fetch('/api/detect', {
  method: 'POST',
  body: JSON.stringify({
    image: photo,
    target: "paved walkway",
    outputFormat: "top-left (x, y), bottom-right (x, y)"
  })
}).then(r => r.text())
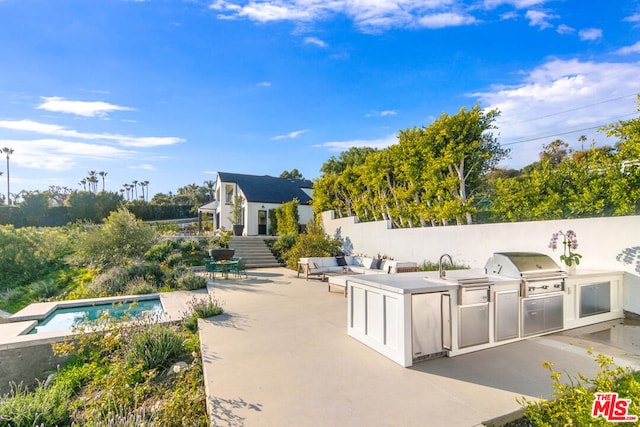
top-left (199, 268), bottom-right (640, 427)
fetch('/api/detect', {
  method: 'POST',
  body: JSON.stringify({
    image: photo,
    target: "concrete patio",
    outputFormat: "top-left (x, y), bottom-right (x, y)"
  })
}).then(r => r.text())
top-left (199, 267), bottom-right (640, 427)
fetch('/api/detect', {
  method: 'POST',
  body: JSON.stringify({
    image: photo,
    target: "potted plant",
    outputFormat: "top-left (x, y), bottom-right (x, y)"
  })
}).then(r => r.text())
top-left (229, 194), bottom-right (244, 236)
top-left (208, 227), bottom-right (234, 260)
top-left (549, 229), bottom-right (582, 274)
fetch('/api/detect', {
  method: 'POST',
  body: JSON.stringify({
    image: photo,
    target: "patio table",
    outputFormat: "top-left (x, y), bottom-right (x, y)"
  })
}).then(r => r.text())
top-left (213, 260), bottom-right (238, 280)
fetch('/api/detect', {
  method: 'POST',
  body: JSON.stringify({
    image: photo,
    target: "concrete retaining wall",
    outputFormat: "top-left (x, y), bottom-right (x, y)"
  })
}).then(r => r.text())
top-left (321, 212), bottom-right (640, 313)
top-left (0, 338), bottom-right (67, 394)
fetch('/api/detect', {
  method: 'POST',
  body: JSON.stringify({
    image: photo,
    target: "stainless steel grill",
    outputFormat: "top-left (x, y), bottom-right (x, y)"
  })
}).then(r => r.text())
top-left (486, 252), bottom-right (566, 337)
top-left (485, 252), bottom-right (566, 297)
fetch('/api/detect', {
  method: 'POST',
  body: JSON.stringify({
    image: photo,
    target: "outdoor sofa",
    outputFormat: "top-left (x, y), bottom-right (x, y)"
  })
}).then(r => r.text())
top-left (297, 255), bottom-right (418, 280)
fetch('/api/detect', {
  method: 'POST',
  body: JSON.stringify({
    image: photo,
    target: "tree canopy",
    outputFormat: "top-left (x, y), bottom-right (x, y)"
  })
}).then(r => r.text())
top-left (313, 105), bottom-right (507, 226)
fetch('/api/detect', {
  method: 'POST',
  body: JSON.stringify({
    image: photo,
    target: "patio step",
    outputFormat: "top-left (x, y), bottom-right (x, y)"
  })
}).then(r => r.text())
top-left (228, 237), bottom-right (281, 268)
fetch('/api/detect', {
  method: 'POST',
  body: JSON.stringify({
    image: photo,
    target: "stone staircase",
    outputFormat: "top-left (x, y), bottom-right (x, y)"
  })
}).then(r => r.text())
top-left (228, 236), bottom-right (281, 268)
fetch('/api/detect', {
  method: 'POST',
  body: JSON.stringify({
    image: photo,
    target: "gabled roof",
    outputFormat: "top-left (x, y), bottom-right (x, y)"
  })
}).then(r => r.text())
top-left (218, 172), bottom-right (313, 205)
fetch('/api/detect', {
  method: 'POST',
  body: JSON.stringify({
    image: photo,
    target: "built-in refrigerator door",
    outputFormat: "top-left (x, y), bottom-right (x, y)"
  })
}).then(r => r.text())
top-left (459, 304), bottom-right (490, 348)
top-left (411, 293), bottom-right (444, 360)
top-left (495, 290), bottom-right (519, 341)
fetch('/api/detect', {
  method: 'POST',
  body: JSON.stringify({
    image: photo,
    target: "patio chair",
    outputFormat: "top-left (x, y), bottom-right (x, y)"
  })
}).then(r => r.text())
top-left (204, 258), bottom-right (225, 279)
top-left (231, 257), bottom-right (248, 279)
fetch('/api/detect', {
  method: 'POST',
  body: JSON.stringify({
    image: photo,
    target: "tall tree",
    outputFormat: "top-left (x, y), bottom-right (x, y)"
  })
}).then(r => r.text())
top-left (2, 147), bottom-right (14, 205)
top-left (416, 104), bottom-right (506, 224)
top-left (203, 180), bottom-right (216, 201)
top-left (132, 180), bottom-right (139, 199)
top-left (47, 185), bottom-right (71, 206)
top-left (98, 171), bottom-right (108, 192)
top-left (87, 170), bottom-right (98, 193)
top-left (142, 180), bottom-right (150, 201)
top-left (280, 169), bottom-right (304, 179)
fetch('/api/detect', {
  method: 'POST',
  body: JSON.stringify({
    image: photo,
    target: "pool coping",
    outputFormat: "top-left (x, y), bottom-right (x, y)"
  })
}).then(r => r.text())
top-left (0, 293), bottom-right (181, 348)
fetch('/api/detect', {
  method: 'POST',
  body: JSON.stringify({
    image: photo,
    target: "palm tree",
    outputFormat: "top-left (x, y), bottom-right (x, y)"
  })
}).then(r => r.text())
top-left (122, 183), bottom-right (131, 200)
top-left (132, 180), bottom-right (138, 200)
top-left (203, 180), bottom-right (216, 201)
top-left (87, 170), bottom-right (98, 193)
top-left (79, 178), bottom-right (87, 191)
top-left (98, 171), bottom-right (108, 192)
top-left (142, 180), bottom-right (150, 201)
top-left (2, 147), bottom-right (14, 205)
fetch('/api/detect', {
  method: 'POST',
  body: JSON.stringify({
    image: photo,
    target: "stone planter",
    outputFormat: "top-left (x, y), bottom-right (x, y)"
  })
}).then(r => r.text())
top-left (232, 224), bottom-right (244, 236)
top-left (209, 248), bottom-right (235, 261)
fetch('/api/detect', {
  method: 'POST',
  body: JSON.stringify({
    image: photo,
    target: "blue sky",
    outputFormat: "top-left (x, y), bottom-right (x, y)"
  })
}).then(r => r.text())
top-left (1, 0), bottom-right (639, 198)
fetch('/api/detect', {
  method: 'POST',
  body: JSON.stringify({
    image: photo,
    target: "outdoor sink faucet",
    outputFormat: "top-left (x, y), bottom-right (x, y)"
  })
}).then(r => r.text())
top-left (439, 253), bottom-right (453, 279)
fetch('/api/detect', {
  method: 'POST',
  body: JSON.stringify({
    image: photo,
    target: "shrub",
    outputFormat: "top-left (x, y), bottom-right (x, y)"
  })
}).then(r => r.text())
top-left (88, 267), bottom-right (130, 296)
top-left (0, 380), bottom-right (73, 427)
top-left (165, 252), bottom-right (183, 268)
top-left (126, 323), bottom-right (185, 371)
top-left (283, 218), bottom-right (342, 268)
top-left (180, 238), bottom-right (203, 255)
top-left (0, 287), bottom-right (30, 312)
top-left (124, 277), bottom-right (157, 295)
top-left (183, 295), bottom-right (224, 332)
top-left (518, 349), bottom-right (640, 426)
top-left (275, 199), bottom-right (299, 235)
top-left (418, 260), bottom-right (469, 271)
top-left (155, 360), bottom-right (209, 427)
top-left (31, 278), bottom-right (60, 300)
top-left (71, 209), bottom-right (157, 267)
top-left (0, 225), bottom-right (70, 292)
top-left (177, 274), bottom-right (207, 291)
top-left (144, 239), bottom-right (178, 262)
top-left (126, 261), bottom-right (165, 287)
top-left (273, 233), bottom-right (298, 255)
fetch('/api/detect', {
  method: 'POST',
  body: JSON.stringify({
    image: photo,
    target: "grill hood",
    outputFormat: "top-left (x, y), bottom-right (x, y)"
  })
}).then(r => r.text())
top-left (485, 252), bottom-right (564, 279)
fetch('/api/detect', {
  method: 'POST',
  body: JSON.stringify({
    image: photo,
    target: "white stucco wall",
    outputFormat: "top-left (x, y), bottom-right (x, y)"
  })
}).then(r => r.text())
top-left (321, 212), bottom-right (640, 313)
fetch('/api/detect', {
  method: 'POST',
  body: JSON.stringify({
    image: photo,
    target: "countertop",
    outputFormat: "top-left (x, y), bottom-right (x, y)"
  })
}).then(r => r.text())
top-left (564, 269), bottom-right (625, 280)
top-left (346, 269), bottom-right (518, 295)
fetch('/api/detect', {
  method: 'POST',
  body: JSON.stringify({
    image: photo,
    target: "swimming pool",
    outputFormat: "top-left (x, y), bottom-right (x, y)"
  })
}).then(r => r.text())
top-left (28, 298), bottom-right (164, 334)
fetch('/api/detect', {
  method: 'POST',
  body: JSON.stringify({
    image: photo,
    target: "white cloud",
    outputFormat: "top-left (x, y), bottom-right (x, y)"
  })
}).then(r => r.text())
top-left (525, 10), bottom-right (557, 29)
top-left (579, 28), bottom-right (602, 41)
top-left (128, 164), bottom-right (157, 171)
top-left (473, 59), bottom-right (640, 168)
top-left (0, 138), bottom-right (136, 171)
top-left (366, 110), bottom-right (398, 117)
top-left (623, 13), bottom-right (640, 23)
top-left (316, 134), bottom-right (397, 151)
top-left (0, 119), bottom-right (185, 148)
top-left (617, 41), bottom-right (640, 55)
top-left (271, 129), bottom-right (310, 140)
top-left (257, 81), bottom-right (272, 87)
top-left (484, 0), bottom-right (547, 8)
top-left (304, 36), bottom-right (328, 48)
top-left (556, 24), bottom-right (575, 34)
top-left (37, 97), bottom-right (134, 117)
top-left (418, 12), bottom-right (477, 29)
top-left (500, 11), bottom-right (519, 20)
top-left (211, 0), bottom-right (481, 31)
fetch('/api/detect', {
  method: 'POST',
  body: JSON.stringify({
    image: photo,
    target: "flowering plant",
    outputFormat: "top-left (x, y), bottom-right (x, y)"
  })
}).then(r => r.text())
top-left (549, 230), bottom-right (582, 267)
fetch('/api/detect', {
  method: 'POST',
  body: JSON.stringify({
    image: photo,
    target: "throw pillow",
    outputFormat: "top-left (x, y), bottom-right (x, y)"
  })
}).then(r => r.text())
top-left (370, 258), bottom-right (382, 269)
top-left (336, 256), bottom-right (347, 266)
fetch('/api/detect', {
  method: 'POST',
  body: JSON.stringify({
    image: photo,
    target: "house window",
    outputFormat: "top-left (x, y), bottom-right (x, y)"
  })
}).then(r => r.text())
top-left (225, 184), bottom-right (234, 204)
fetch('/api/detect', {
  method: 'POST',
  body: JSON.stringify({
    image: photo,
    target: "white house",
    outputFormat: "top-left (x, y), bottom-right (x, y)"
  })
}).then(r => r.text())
top-left (197, 172), bottom-right (314, 236)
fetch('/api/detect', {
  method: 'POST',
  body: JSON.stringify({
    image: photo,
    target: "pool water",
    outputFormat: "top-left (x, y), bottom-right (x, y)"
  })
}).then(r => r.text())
top-left (29, 298), bottom-right (164, 334)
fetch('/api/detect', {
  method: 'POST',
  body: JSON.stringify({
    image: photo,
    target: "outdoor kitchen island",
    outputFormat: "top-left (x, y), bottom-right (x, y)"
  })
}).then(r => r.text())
top-left (346, 265), bottom-right (624, 367)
